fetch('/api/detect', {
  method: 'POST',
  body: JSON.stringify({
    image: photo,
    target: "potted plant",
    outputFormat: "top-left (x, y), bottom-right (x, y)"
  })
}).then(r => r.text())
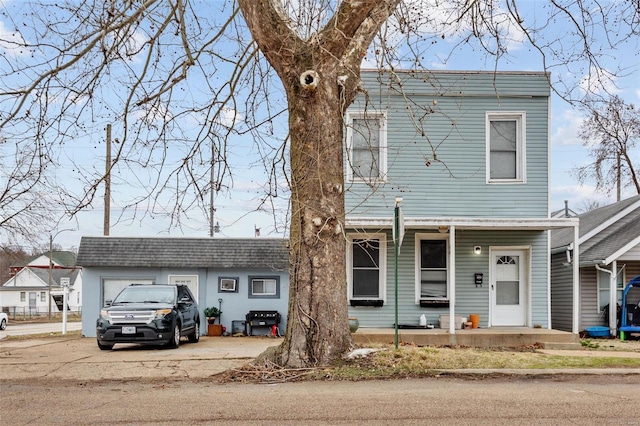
top-left (204, 306), bottom-right (223, 336)
top-left (204, 306), bottom-right (222, 324)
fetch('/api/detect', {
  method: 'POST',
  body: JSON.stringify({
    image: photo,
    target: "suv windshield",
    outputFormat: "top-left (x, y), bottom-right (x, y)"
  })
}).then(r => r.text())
top-left (113, 286), bottom-right (175, 304)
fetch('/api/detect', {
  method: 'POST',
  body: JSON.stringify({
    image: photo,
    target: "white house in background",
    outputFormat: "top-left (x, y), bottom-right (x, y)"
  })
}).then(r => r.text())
top-left (0, 251), bottom-right (82, 315)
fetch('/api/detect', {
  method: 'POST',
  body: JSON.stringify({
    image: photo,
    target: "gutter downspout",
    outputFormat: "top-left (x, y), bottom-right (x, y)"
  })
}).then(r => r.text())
top-left (595, 262), bottom-right (617, 336)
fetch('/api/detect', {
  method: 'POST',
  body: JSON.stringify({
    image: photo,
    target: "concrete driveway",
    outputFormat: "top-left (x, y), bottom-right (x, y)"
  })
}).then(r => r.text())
top-left (0, 334), bottom-right (281, 382)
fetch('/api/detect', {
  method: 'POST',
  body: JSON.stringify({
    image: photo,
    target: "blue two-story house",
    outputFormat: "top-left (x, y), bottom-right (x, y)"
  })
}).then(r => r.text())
top-left (344, 70), bottom-right (579, 333)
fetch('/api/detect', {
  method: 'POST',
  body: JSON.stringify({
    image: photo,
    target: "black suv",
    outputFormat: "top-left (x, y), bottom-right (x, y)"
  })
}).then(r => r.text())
top-left (96, 284), bottom-right (201, 350)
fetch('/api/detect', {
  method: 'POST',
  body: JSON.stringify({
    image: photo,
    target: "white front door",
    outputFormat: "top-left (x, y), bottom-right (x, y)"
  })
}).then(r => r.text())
top-left (491, 250), bottom-right (527, 326)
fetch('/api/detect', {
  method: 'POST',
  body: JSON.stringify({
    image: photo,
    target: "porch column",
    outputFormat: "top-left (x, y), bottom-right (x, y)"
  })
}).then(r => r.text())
top-left (609, 261), bottom-right (618, 335)
top-left (449, 225), bottom-right (456, 335)
top-left (572, 224), bottom-right (580, 334)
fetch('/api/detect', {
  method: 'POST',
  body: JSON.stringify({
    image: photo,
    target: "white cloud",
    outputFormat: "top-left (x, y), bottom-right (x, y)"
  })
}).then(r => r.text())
top-left (217, 107), bottom-right (242, 129)
top-left (578, 66), bottom-right (620, 97)
top-left (0, 20), bottom-right (28, 57)
top-left (551, 107), bottom-right (585, 147)
top-left (134, 103), bottom-right (172, 124)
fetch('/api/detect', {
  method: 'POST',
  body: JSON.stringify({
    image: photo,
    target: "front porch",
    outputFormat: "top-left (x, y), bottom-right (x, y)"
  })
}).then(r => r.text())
top-left (352, 327), bottom-right (580, 348)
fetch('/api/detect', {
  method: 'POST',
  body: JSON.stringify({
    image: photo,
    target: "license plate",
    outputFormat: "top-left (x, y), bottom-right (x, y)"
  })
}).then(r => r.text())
top-left (122, 326), bottom-right (136, 334)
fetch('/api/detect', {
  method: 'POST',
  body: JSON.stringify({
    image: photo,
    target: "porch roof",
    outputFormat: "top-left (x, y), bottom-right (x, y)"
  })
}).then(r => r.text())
top-left (346, 216), bottom-right (578, 230)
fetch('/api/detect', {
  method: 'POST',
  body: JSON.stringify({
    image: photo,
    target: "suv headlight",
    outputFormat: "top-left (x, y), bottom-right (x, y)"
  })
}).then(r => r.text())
top-left (154, 309), bottom-right (172, 319)
top-left (99, 310), bottom-right (110, 321)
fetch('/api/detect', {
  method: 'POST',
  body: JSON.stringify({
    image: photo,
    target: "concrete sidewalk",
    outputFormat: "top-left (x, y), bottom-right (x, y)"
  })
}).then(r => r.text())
top-left (1, 334), bottom-right (639, 382)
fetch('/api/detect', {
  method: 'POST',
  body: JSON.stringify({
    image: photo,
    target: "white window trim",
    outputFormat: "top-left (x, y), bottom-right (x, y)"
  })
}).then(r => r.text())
top-left (345, 110), bottom-right (388, 183)
top-left (485, 111), bottom-right (526, 184)
top-left (347, 233), bottom-right (387, 302)
top-left (414, 233), bottom-right (450, 304)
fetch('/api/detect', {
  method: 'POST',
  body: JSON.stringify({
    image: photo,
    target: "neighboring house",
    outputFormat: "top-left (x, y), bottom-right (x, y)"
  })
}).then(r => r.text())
top-left (551, 201), bottom-right (578, 218)
top-left (343, 70), bottom-right (578, 333)
top-left (76, 237), bottom-right (289, 338)
top-left (0, 251), bottom-right (82, 315)
top-left (551, 195), bottom-right (640, 334)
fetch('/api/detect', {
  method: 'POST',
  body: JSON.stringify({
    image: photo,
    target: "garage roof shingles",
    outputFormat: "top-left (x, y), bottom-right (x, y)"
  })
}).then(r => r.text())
top-left (76, 237), bottom-right (289, 270)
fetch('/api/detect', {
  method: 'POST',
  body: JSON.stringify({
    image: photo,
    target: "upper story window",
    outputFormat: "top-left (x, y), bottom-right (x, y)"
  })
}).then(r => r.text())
top-left (486, 112), bottom-right (526, 183)
top-left (415, 234), bottom-right (449, 304)
top-left (346, 111), bottom-right (387, 183)
top-left (347, 233), bottom-right (387, 306)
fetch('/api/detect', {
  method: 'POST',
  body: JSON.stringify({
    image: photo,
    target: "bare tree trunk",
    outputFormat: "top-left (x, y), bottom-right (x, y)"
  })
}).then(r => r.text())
top-left (622, 150), bottom-right (640, 195)
top-left (277, 67), bottom-right (352, 367)
top-left (238, 0), bottom-right (399, 367)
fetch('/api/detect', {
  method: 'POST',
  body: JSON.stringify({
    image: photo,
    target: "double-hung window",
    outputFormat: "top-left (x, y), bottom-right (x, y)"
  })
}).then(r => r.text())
top-left (346, 111), bottom-right (387, 183)
top-left (486, 112), bottom-right (526, 183)
top-left (348, 234), bottom-right (386, 305)
top-left (415, 234), bottom-right (449, 304)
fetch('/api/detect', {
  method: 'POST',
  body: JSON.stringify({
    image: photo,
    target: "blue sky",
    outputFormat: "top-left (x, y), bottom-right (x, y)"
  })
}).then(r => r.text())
top-left (1, 1), bottom-right (638, 251)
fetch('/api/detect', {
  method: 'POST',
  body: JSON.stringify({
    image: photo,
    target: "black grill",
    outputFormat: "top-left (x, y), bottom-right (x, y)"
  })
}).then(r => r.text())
top-left (245, 310), bottom-right (281, 336)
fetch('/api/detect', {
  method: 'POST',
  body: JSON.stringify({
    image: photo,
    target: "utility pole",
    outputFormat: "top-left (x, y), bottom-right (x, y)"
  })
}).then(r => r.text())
top-left (209, 138), bottom-right (215, 237)
top-left (104, 124), bottom-right (111, 236)
top-left (48, 234), bottom-right (52, 320)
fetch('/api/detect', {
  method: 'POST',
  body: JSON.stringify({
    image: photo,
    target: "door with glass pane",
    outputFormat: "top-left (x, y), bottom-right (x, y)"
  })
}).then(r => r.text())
top-left (491, 250), bottom-right (527, 326)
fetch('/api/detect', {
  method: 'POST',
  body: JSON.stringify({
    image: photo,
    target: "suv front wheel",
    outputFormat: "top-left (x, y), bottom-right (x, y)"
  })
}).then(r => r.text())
top-left (166, 323), bottom-right (181, 348)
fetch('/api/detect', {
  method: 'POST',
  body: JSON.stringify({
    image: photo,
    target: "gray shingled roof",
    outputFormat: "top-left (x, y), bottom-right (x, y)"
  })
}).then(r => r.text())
top-left (29, 267), bottom-right (81, 286)
top-left (551, 195), bottom-right (640, 263)
top-left (76, 237), bottom-right (290, 271)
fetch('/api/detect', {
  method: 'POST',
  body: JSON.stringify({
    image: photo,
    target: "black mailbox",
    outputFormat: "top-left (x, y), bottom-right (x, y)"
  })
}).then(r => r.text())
top-left (474, 273), bottom-right (483, 287)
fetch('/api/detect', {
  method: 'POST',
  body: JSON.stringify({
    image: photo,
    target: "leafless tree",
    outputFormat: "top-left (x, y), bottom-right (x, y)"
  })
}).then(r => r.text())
top-left (0, 135), bottom-right (57, 245)
top-left (1, 0), bottom-right (638, 366)
top-left (578, 198), bottom-right (603, 214)
top-left (573, 96), bottom-right (640, 200)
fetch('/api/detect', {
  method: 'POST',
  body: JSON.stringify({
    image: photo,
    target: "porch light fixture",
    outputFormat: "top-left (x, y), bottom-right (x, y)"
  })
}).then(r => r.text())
top-left (473, 245), bottom-right (482, 255)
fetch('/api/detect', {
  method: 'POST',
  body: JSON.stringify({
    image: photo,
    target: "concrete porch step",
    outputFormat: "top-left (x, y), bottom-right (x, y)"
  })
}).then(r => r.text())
top-left (539, 342), bottom-right (583, 350)
top-left (352, 327), bottom-right (580, 349)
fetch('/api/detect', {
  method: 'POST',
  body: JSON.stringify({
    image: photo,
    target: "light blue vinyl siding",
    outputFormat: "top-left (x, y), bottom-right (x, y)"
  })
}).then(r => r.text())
top-left (348, 229), bottom-right (550, 328)
top-left (345, 70), bottom-right (550, 218)
top-left (81, 266), bottom-right (289, 337)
